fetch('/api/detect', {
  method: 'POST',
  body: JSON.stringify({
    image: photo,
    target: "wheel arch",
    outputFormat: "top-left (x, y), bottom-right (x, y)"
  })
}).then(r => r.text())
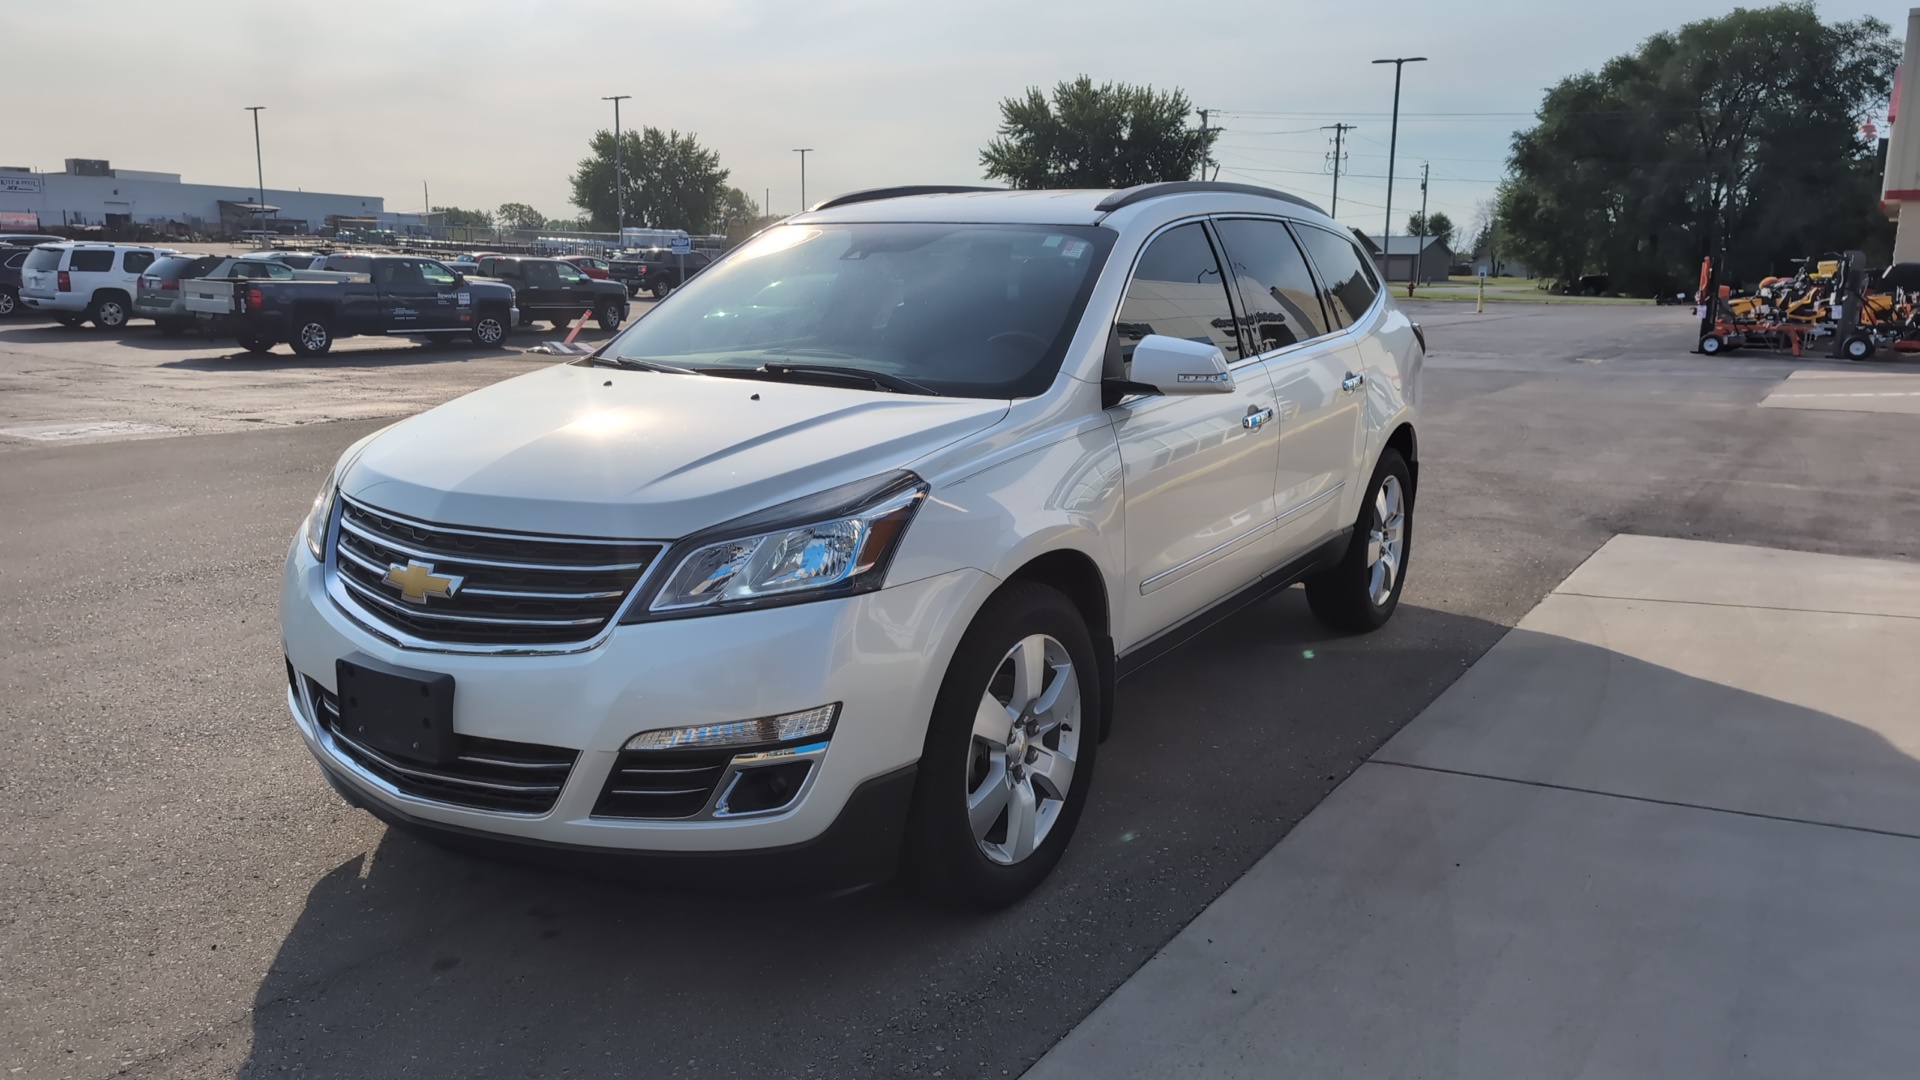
top-left (999, 547), bottom-right (1117, 742)
top-left (1385, 420), bottom-right (1418, 494)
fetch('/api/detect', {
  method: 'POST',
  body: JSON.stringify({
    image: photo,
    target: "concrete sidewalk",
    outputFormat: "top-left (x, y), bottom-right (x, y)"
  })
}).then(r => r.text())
top-left (1028, 535), bottom-right (1920, 1079)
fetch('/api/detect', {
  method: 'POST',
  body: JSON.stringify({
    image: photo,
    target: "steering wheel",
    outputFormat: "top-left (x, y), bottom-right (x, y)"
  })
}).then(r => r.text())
top-left (986, 330), bottom-right (1048, 349)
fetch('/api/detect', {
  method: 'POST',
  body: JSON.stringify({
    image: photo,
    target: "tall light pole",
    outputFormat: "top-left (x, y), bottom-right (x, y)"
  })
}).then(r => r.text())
top-left (602, 94), bottom-right (631, 237)
top-left (1371, 57), bottom-right (1426, 282)
top-left (244, 106), bottom-right (266, 237)
top-left (793, 148), bottom-right (814, 211)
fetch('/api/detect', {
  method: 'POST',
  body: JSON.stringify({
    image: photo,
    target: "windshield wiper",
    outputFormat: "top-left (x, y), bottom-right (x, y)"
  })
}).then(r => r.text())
top-left (759, 362), bottom-right (939, 396)
top-left (595, 355), bottom-right (705, 376)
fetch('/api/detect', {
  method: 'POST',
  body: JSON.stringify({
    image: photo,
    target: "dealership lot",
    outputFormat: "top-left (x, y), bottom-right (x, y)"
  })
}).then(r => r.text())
top-left (4, 303), bottom-right (1919, 1078)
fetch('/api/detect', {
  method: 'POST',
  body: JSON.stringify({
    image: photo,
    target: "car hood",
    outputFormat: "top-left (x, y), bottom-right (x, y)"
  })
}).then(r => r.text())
top-left (341, 361), bottom-right (1009, 539)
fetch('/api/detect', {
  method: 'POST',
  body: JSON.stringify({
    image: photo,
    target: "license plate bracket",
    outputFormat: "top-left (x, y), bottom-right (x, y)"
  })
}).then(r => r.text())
top-left (334, 655), bottom-right (457, 765)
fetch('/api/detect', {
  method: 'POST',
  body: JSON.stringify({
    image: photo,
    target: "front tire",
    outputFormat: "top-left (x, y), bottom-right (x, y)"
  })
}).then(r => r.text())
top-left (471, 309), bottom-right (507, 346)
top-left (596, 299), bottom-right (626, 331)
top-left (1844, 335), bottom-right (1876, 360)
top-left (905, 582), bottom-right (1100, 909)
top-left (1304, 448), bottom-right (1413, 633)
top-left (289, 317), bottom-right (333, 357)
top-left (0, 288), bottom-right (16, 317)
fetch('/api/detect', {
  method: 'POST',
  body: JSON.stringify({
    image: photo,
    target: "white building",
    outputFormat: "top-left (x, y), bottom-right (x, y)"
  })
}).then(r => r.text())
top-left (0, 158), bottom-right (422, 236)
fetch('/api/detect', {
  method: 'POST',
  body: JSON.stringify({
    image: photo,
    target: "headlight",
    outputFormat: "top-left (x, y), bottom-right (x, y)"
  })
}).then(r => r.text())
top-left (635, 471), bottom-right (927, 618)
top-left (303, 480), bottom-right (337, 561)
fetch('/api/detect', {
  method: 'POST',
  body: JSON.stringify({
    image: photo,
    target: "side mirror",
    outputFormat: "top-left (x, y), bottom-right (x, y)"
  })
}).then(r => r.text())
top-left (1120, 334), bottom-right (1235, 395)
top-left (451, 272), bottom-right (467, 286)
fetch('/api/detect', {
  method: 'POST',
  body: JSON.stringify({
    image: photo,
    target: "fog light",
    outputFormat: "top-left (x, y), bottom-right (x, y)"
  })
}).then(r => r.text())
top-left (623, 703), bottom-right (839, 751)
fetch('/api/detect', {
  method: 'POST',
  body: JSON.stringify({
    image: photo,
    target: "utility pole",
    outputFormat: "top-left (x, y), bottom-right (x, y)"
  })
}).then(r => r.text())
top-left (1413, 162), bottom-right (1429, 284)
top-left (1322, 123), bottom-right (1355, 216)
top-left (765, 187), bottom-right (770, 218)
top-left (1371, 56), bottom-right (1427, 282)
top-left (244, 106), bottom-right (266, 238)
top-left (602, 95), bottom-right (631, 238)
top-left (793, 148), bottom-right (814, 210)
top-left (1195, 109), bottom-right (1211, 181)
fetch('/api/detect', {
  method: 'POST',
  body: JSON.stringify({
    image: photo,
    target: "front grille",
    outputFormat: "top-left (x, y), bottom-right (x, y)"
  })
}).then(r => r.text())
top-left (307, 677), bottom-right (576, 814)
top-left (591, 749), bottom-right (733, 819)
top-left (331, 497), bottom-right (662, 648)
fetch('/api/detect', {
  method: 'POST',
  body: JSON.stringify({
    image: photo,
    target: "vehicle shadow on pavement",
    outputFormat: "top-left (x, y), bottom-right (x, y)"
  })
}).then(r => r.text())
top-left (224, 594), bottom-right (1920, 1077)
top-left (226, 596), bottom-right (1535, 1077)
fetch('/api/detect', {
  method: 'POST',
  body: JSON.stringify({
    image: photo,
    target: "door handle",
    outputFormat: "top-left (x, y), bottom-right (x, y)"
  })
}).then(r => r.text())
top-left (1341, 371), bottom-right (1366, 394)
top-left (1242, 406), bottom-right (1276, 430)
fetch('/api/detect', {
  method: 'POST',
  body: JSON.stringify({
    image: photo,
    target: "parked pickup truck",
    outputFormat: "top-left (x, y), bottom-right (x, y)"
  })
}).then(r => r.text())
top-left (185, 254), bottom-right (517, 356)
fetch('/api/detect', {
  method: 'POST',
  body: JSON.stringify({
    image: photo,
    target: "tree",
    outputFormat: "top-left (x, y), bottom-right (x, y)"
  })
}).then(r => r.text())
top-left (1406, 211), bottom-right (1455, 250)
top-left (432, 205), bottom-right (492, 229)
top-left (495, 202), bottom-right (546, 231)
top-left (1499, 2), bottom-right (1897, 291)
top-left (980, 76), bottom-right (1214, 189)
top-left (570, 128), bottom-right (730, 232)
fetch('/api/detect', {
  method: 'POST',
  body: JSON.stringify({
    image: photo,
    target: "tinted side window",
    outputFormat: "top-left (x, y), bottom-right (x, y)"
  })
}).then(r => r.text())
top-left (122, 250), bottom-right (155, 274)
top-left (4, 251), bottom-right (26, 269)
top-left (69, 249), bottom-right (114, 273)
top-left (525, 262), bottom-right (560, 287)
top-left (267, 262), bottom-right (294, 279)
top-left (1213, 218), bottom-right (1328, 352)
top-left (1112, 223), bottom-right (1242, 374)
top-left (1293, 226), bottom-right (1380, 325)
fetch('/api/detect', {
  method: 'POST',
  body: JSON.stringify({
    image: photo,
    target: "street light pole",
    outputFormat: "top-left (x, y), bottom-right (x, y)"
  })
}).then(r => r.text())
top-left (244, 106), bottom-right (266, 237)
top-left (1371, 57), bottom-right (1426, 282)
top-left (793, 148), bottom-right (814, 211)
top-left (602, 94), bottom-right (631, 238)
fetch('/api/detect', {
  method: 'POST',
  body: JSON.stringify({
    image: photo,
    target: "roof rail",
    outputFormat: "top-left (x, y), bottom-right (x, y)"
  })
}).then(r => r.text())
top-left (1093, 181), bottom-right (1327, 216)
top-left (808, 185), bottom-right (1006, 212)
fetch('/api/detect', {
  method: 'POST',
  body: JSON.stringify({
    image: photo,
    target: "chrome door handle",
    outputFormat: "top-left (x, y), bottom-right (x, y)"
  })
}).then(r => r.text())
top-left (1242, 406), bottom-right (1276, 430)
top-left (1341, 372), bottom-right (1366, 394)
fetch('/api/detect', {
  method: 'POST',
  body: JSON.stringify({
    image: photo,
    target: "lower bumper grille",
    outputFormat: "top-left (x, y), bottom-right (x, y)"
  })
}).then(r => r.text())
top-left (307, 677), bottom-right (577, 814)
top-left (592, 749), bottom-right (733, 819)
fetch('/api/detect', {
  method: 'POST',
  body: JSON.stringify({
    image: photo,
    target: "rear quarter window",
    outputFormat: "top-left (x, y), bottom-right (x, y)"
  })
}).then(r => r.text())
top-left (24, 248), bottom-right (62, 272)
top-left (69, 249), bottom-right (114, 273)
top-left (4, 250), bottom-right (27, 269)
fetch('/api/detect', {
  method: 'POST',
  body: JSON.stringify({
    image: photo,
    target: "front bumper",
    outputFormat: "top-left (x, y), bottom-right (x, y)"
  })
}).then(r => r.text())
top-left (281, 535), bottom-right (989, 858)
top-left (20, 291), bottom-right (86, 314)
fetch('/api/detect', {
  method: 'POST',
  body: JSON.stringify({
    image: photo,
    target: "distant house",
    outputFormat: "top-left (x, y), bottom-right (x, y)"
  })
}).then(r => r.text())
top-left (1365, 234), bottom-right (1455, 283)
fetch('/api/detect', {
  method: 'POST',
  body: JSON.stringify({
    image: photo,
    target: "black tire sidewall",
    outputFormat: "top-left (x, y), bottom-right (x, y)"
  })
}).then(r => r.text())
top-left (597, 301), bottom-right (624, 330)
top-left (1304, 448), bottom-right (1414, 633)
top-left (291, 319), bottom-right (331, 357)
top-left (905, 582), bottom-right (1100, 909)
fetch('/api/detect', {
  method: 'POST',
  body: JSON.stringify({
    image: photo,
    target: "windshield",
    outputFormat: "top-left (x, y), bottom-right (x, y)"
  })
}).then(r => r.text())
top-left (607, 222), bottom-right (1116, 398)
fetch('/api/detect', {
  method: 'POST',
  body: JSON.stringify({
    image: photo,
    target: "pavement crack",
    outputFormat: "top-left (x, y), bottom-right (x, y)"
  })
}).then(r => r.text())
top-left (1549, 589), bottom-right (1920, 622)
top-left (1366, 760), bottom-right (1920, 843)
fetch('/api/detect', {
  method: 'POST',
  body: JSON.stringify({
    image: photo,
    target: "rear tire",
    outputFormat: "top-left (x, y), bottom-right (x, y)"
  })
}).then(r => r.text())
top-left (54, 315), bottom-right (85, 328)
top-left (88, 294), bottom-right (130, 329)
top-left (1699, 333), bottom-right (1724, 355)
top-left (1844, 335), bottom-right (1876, 361)
top-left (236, 333), bottom-right (275, 355)
top-left (158, 319), bottom-right (188, 337)
top-left (905, 582), bottom-right (1100, 910)
top-left (651, 281), bottom-right (673, 300)
top-left (289, 317), bottom-right (333, 357)
top-left (1303, 448), bottom-right (1413, 634)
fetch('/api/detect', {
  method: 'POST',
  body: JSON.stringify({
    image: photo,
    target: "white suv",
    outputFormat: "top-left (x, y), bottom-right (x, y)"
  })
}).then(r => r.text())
top-left (280, 182), bottom-right (1423, 907)
top-left (19, 242), bottom-right (176, 328)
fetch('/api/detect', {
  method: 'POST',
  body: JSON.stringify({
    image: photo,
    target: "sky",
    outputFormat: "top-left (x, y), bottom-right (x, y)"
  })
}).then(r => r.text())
top-left (5, 0), bottom-right (1909, 239)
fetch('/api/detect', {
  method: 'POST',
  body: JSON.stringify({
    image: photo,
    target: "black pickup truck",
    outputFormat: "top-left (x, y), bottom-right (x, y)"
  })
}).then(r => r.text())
top-left (474, 256), bottom-right (629, 329)
top-left (184, 255), bottom-right (518, 356)
top-left (608, 248), bottom-right (712, 298)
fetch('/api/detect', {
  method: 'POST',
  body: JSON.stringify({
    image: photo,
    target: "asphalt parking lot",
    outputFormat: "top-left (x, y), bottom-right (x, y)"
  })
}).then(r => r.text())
top-left (4, 303), bottom-right (1918, 1079)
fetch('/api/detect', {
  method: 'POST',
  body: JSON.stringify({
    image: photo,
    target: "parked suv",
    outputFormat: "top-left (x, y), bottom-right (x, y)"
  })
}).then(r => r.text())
top-left (19, 242), bottom-right (177, 328)
top-left (609, 247), bottom-right (711, 298)
top-left (133, 253), bottom-right (219, 333)
top-left (0, 246), bottom-right (32, 317)
top-left (474, 255), bottom-right (628, 328)
top-left (280, 182), bottom-right (1423, 907)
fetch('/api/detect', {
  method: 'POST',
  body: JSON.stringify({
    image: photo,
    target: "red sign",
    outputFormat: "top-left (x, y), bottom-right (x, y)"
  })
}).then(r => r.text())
top-left (0, 211), bottom-right (41, 230)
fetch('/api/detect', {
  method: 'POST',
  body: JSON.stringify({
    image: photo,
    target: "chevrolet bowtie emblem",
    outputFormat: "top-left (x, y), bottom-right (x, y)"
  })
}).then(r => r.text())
top-left (382, 559), bottom-right (463, 604)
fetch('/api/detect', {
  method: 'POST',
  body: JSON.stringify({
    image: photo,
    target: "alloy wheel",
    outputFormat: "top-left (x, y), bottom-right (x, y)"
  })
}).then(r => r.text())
top-left (475, 317), bottom-right (504, 344)
top-left (0, 291), bottom-right (15, 316)
top-left (96, 301), bottom-right (126, 328)
top-left (299, 322), bottom-right (329, 352)
top-left (965, 633), bottom-right (1081, 865)
top-left (1365, 474), bottom-right (1406, 606)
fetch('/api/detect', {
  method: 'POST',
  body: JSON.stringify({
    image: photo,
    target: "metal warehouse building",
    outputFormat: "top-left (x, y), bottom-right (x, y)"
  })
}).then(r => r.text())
top-left (0, 158), bottom-right (416, 235)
